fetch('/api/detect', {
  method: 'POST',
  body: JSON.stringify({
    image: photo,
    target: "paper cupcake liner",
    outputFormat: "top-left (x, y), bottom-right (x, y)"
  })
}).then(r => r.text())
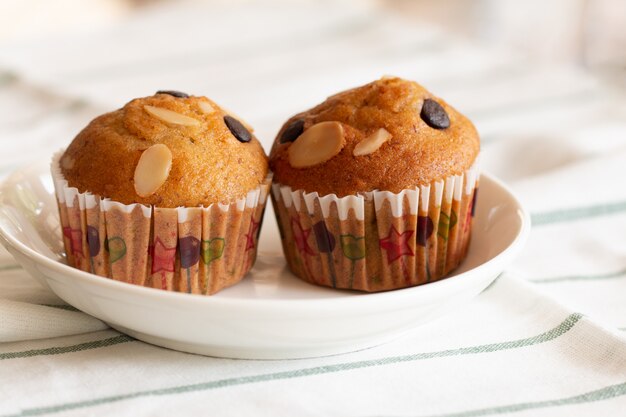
top-left (52, 151), bottom-right (271, 295)
top-left (271, 160), bottom-right (479, 292)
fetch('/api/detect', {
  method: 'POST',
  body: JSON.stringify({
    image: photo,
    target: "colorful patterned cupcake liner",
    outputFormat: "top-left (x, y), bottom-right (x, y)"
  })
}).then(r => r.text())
top-left (271, 160), bottom-right (479, 292)
top-left (52, 151), bottom-right (271, 295)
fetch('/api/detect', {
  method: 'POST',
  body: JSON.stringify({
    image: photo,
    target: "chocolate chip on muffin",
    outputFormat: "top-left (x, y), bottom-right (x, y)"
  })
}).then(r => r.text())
top-left (156, 90), bottom-right (190, 98)
top-left (224, 115), bottom-right (252, 143)
top-left (420, 98), bottom-right (450, 129)
top-left (279, 118), bottom-right (305, 143)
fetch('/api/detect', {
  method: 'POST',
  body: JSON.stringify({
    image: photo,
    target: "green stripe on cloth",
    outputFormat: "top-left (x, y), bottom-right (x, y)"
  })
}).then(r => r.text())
top-left (532, 268), bottom-right (626, 284)
top-left (0, 72), bottom-right (17, 86)
top-left (65, 99), bottom-right (89, 112)
top-left (1, 313), bottom-right (582, 417)
top-left (532, 200), bottom-right (626, 226)
top-left (420, 381), bottom-right (626, 417)
top-left (40, 304), bottom-right (80, 312)
top-left (0, 335), bottom-right (133, 361)
top-left (0, 264), bottom-right (21, 272)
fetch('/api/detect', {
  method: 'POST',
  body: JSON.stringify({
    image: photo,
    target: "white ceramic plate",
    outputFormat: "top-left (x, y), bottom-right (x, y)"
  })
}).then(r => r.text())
top-left (0, 161), bottom-right (529, 359)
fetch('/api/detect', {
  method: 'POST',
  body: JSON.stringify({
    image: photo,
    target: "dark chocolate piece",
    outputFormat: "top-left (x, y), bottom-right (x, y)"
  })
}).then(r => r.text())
top-left (156, 90), bottom-right (190, 98)
top-left (420, 99), bottom-right (450, 129)
top-left (224, 115), bottom-right (252, 143)
top-left (279, 119), bottom-right (305, 143)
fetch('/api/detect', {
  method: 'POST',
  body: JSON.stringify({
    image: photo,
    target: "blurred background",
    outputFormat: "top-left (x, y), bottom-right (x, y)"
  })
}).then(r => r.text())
top-left (387, 0), bottom-right (625, 84)
top-left (2, 0), bottom-right (624, 79)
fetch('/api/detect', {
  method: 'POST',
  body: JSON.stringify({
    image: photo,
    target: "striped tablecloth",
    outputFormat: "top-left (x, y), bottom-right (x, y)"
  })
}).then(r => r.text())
top-left (1, 3), bottom-right (626, 416)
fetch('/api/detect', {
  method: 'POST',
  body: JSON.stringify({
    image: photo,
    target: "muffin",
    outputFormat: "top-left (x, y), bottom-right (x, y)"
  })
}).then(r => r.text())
top-left (269, 77), bottom-right (480, 292)
top-left (52, 90), bottom-right (271, 295)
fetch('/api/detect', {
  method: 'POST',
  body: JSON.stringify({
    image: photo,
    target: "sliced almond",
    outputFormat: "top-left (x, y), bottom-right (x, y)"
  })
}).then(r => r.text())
top-left (61, 155), bottom-right (75, 170)
top-left (134, 144), bottom-right (172, 197)
top-left (288, 121), bottom-right (344, 168)
top-left (144, 105), bottom-right (200, 127)
top-left (353, 128), bottom-right (392, 156)
top-left (198, 101), bottom-right (215, 115)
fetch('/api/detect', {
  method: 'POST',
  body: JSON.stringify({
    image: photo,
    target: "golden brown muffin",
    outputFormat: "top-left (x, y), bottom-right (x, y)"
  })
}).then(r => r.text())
top-left (270, 77), bottom-right (479, 196)
top-left (61, 91), bottom-right (268, 207)
top-left (269, 77), bottom-right (480, 293)
top-left (53, 91), bottom-right (271, 295)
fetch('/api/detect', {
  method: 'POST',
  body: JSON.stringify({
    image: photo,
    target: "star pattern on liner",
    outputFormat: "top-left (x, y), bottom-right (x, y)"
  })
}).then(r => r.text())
top-left (379, 225), bottom-right (414, 264)
top-left (291, 217), bottom-right (316, 256)
top-left (245, 218), bottom-right (260, 251)
top-left (69, 229), bottom-right (83, 255)
top-left (150, 237), bottom-right (176, 274)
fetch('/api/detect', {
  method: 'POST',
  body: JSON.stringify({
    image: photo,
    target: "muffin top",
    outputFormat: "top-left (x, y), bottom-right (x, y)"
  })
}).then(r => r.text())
top-left (60, 91), bottom-right (268, 207)
top-left (269, 77), bottom-right (479, 197)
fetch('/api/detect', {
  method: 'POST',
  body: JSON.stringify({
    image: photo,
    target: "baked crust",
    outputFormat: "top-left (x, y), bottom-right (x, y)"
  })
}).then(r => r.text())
top-left (61, 93), bottom-right (268, 207)
top-left (270, 77), bottom-right (479, 197)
